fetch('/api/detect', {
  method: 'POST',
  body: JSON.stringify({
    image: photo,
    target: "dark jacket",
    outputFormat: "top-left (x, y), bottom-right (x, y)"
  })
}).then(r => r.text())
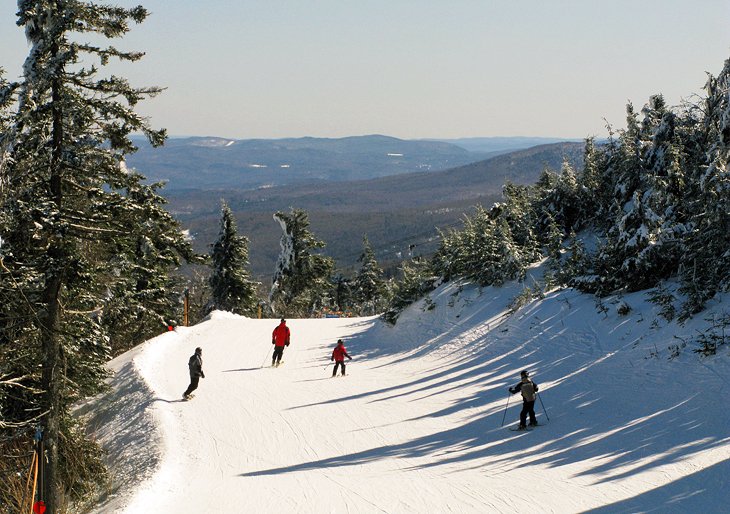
top-left (188, 353), bottom-right (204, 378)
top-left (509, 379), bottom-right (538, 401)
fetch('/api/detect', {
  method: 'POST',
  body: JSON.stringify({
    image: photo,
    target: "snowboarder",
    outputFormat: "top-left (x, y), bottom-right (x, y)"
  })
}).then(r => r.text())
top-left (271, 318), bottom-right (290, 367)
top-left (508, 370), bottom-right (539, 430)
top-left (331, 339), bottom-right (352, 377)
top-left (183, 347), bottom-right (205, 399)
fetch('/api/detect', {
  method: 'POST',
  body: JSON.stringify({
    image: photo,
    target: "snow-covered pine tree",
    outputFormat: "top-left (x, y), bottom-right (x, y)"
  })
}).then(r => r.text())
top-left (680, 56), bottom-right (730, 312)
top-left (383, 257), bottom-right (439, 324)
top-left (0, 3), bottom-right (191, 509)
top-left (330, 273), bottom-right (355, 313)
top-left (269, 208), bottom-right (334, 317)
top-left (353, 235), bottom-right (387, 315)
top-left (100, 178), bottom-right (197, 354)
top-left (208, 202), bottom-right (259, 316)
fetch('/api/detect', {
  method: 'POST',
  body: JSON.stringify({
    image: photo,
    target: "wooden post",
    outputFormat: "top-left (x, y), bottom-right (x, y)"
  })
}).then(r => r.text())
top-left (183, 288), bottom-right (189, 327)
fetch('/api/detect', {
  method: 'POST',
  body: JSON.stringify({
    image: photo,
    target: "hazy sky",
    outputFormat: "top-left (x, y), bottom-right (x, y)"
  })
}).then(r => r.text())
top-left (2, 1), bottom-right (729, 140)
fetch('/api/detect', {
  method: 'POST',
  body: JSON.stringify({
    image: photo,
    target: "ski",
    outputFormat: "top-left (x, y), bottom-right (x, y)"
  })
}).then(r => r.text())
top-left (508, 423), bottom-right (540, 431)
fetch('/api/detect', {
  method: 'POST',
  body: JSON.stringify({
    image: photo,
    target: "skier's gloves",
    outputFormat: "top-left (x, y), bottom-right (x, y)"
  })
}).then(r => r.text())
top-left (331, 358), bottom-right (334, 361)
top-left (201, 372), bottom-right (205, 379)
top-left (348, 356), bottom-right (352, 360)
top-left (285, 342), bottom-right (290, 346)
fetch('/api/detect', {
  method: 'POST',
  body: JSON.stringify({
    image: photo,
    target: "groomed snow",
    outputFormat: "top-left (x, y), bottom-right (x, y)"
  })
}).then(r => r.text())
top-left (83, 278), bottom-right (730, 513)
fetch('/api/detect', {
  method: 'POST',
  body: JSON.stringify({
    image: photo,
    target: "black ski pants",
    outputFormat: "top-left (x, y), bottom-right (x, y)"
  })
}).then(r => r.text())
top-left (272, 345), bottom-right (285, 364)
top-left (333, 360), bottom-right (346, 376)
top-left (520, 400), bottom-right (537, 427)
top-left (184, 375), bottom-right (200, 397)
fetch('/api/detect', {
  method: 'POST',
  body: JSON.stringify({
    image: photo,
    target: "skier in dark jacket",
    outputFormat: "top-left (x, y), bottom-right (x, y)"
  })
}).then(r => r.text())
top-left (508, 370), bottom-right (539, 429)
top-left (271, 318), bottom-right (290, 367)
top-left (183, 347), bottom-right (205, 399)
top-left (330, 339), bottom-right (352, 377)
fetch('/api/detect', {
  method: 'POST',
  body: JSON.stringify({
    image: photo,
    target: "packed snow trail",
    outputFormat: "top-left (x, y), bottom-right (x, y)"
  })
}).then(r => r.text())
top-left (85, 282), bottom-right (730, 513)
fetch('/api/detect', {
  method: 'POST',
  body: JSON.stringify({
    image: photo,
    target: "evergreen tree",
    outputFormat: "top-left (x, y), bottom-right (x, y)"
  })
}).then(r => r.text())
top-left (330, 273), bottom-right (355, 313)
top-left (0, 3), bottom-right (191, 509)
top-left (353, 235), bottom-right (386, 315)
top-left (208, 202), bottom-right (258, 316)
top-left (383, 257), bottom-right (439, 324)
top-left (101, 178), bottom-right (197, 354)
top-left (680, 57), bottom-right (730, 312)
top-left (269, 208), bottom-right (334, 316)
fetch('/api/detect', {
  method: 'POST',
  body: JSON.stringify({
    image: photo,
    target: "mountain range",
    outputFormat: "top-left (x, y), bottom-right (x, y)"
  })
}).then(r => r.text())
top-left (144, 137), bottom-right (585, 281)
top-left (127, 135), bottom-right (481, 190)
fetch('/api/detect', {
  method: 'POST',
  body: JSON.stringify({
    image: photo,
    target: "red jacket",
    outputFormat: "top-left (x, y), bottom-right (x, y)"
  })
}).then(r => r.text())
top-left (272, 322), bottom-right (290, 347)
top-left (332, 344), bottom-right (350, 362)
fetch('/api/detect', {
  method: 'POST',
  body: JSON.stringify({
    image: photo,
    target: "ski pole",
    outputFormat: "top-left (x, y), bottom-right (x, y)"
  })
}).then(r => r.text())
top-left (537, 391), bottom-right (550, 421)
top-left (260, 345), bottom-right (273, 368)
top-left (500, 393), bottom-right (511, 427)
top-left (323, 361), bottom-right (332, 371)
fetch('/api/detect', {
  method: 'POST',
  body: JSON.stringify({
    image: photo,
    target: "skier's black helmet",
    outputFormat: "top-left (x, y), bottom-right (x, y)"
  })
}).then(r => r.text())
top-left (520, 370), bottom-right (529, 378)
top-left (195, 347), bottom-right (202, 354)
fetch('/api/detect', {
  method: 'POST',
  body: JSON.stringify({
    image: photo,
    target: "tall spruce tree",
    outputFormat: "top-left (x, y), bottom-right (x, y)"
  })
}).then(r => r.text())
top-left (208, 202), bottom-right (258, 316)
top-left (100, 177), bottom-right (197, 354)
top-left (680, 57), bottom-right (730, 311)
top-left (0, 2), bottom-right (191, 509)
top-left (270, 208), bottom-right (334, 316)
top-left (353, 236), bottom-right (386, 315)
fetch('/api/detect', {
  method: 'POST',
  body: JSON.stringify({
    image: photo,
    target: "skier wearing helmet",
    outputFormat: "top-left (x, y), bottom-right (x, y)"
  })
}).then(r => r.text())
top-left (330, 339), bottom-right (352, 377)
top-left (508, 370), bottom-right (539, 430)
top-left (271, 318), bottom-right (291, 367)
top-left (183, 347), bottom-right (205, 400)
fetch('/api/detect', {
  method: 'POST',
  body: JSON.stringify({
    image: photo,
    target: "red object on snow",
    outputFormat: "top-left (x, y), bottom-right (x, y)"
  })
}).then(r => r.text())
top-left (332, 343), bottom-right (349, 361)
top-left (272, 322), bottom-right (290, 347)
top-left (168, 325), bottom-right (174, 331)
top-left (33, 501), bottom-right (46, 514)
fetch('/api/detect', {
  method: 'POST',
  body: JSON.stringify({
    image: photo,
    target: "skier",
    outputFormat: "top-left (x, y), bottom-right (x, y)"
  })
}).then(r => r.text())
top-left (508, 370), bottom-right (539, 430)
top-left (271, 318), bottom-right (290, 367)
top-left (183, 347), bottom-right (205, 400)
top-left (330, 339), bottom-right (352, 377)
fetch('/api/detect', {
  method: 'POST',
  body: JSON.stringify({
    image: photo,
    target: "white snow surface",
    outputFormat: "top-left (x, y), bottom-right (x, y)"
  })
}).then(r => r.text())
top-left (83, 278), bottom-right (730, 513)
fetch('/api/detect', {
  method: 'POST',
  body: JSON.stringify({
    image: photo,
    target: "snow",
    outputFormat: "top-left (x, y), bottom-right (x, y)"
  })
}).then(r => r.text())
top-left (83, 278), bottom-right (730, 513)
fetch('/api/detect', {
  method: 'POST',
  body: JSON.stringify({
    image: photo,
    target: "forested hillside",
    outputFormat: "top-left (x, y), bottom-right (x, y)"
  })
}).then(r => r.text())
top-left (168, 142), bottom-right (583, 279)
top-left (386, 57), bottom-right (730, 324)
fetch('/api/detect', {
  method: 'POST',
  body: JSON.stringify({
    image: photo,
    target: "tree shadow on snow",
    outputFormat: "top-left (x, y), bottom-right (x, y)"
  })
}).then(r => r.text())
top-left (242, 291), bottom-right (730, 505)
top-left (583, 458), bottom-right (730, 513)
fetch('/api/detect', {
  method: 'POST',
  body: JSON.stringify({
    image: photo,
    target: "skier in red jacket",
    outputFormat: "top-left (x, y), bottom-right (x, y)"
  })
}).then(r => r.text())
top-left (331, 339), bottom-right (352, 377)
top-left (271, 318), bottom-right (290, 367)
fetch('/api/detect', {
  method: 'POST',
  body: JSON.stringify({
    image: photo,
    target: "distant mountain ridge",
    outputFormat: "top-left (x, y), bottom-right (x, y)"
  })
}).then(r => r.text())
top-left (165, 141), bottom-right (584, 279)
top-left (126, 134), bottom-right (580, 191)
top-left (127, 134), bottom-right (479, 190)
top-left (433, 136), bottom-right (583, 154)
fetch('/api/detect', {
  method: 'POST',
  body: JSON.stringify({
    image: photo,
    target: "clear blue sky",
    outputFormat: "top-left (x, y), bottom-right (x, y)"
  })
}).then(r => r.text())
top-left (2, 1), bottom-right (729, 140)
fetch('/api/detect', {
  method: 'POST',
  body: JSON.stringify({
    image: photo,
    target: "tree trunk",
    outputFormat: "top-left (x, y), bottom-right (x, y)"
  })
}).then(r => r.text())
top-left (41, 67), bottom-right (66, 513)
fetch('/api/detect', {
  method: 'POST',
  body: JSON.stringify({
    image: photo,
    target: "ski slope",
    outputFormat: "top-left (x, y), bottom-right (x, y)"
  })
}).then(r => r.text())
top-left (82, 278), bottom-right (730, 513)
